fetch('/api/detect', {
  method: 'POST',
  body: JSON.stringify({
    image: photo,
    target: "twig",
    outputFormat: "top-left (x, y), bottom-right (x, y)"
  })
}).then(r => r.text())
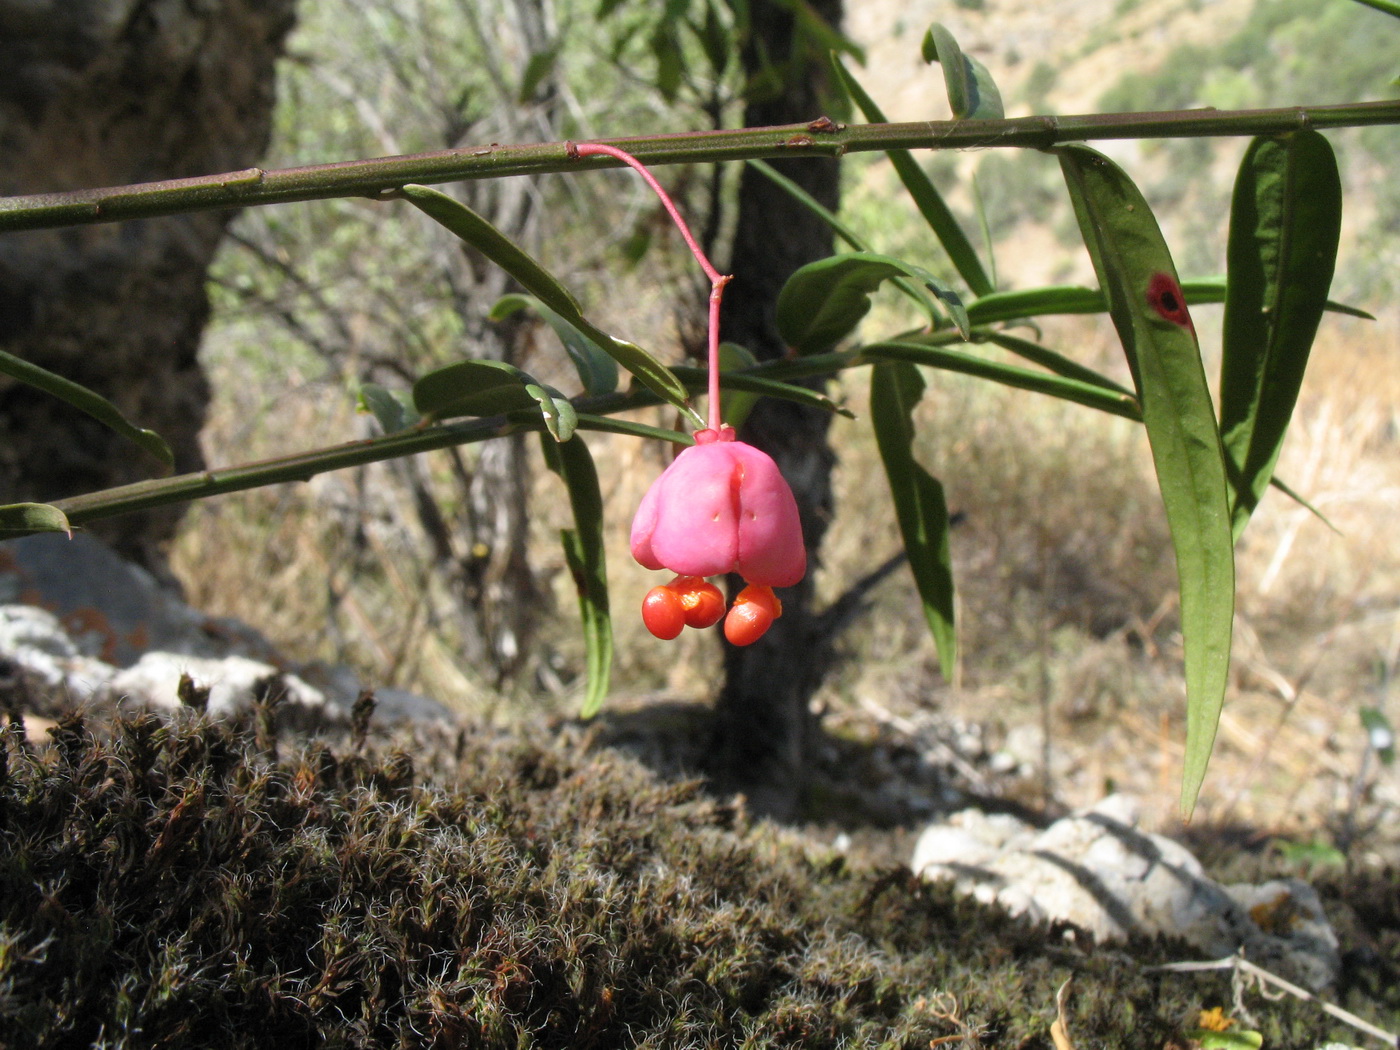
top-left (1149, 954), bottom-right (1399, 1047)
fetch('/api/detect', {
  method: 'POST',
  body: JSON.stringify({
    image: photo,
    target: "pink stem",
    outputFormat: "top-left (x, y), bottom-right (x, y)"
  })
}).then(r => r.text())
top-left (572, 141), bottom-right (731, 434)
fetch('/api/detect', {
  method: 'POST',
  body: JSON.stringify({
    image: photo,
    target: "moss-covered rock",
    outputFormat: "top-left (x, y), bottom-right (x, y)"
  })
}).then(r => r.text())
top-left (0, 701), bottom-right (1394, 1048)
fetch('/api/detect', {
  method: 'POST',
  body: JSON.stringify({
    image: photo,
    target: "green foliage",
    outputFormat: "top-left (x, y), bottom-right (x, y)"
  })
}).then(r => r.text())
top-left (1056, 144), bottom-right (1235, 817)
top-left (1219, 131), bottom-right (1342, 539)
top-left (4, 709), bottom-right (1393, 1048)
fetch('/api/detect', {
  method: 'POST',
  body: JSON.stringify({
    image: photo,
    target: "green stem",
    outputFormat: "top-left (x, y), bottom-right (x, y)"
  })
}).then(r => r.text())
top-left (4, 102), bottom-right (1399, 233)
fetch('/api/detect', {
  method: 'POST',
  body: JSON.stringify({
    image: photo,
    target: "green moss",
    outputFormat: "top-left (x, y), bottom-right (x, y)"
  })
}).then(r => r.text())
top-left (0, 705), bottom-right (1395, 1048)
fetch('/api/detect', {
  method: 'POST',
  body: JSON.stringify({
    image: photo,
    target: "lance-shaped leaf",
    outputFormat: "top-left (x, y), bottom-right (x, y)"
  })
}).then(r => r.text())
top-left (1056, 144), bottom-right (1235, 818)
top-left (541, 433), bottom-right (612, 718)
top-left (863, 341), bottom-right (1140, 420)
top-left (0, 502), bottom-right (71, 539)
top-left (749, 159), bottom-right (942, 324)
top-left (922, 23), bottom-right (1004, 120)
top-left (357, 383), bottom-right (421, 434)
top-left (870, 361), bottom-right (956, 678)
top-left (0, 348), bottom-right (172, 473)
top-left (413, 359), bottom-right (577, 441)
top-left (1219, 131), bottom-right (1342, 539)
top-left (491, 293), bottom-right (619, 396)
top-left (402, 184), bottom-right (694, 419)
top-left (831, 56), bottom-right (994, 298)
top-left (671, 362), bottom-right (854, 418)
top-left (777, 252), bottom-right (969, 355)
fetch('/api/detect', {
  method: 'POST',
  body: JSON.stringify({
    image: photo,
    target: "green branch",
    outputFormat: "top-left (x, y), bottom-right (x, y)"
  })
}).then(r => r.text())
top-left (4, 101), bottom-right (1399, 232)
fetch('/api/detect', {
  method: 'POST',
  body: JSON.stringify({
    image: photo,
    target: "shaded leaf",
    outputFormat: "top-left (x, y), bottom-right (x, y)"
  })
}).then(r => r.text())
top-left (1056, 143), bottom-right (1235, 818)
top-left (575, 414), bottom-right (694, 446)
top-left (517, 46), bottom-right (558, 103)
top-left (671, 362), bottom-right (854, 418)
top-left (0, 348), bottom-right (172, 473)
top-left (748, 159), bottom-right (941, 323)
top-left (1219, 131), bottom-right (1342, 539)
top-left (980, 332), bottom-right (1135, 396)
top-left (831, 55), bottom-right (994, 297)
top-left (863, 341), bottom-right (1141, 420)
top-left (717, 341), bottom-right (760, 431)
top-left (413, 359), bottom-right (538, 420)
top-left (869, 361), bottom-right (956, 677)
top-left (541, 434), bottom-right (612, 718)
top-left (777, 252), bottom-right (968, 355)
top-left (402, 184), bottom-right (581, 319)
top-left (404, 185), bottom-right (693, 418)
top-left (357, 383), bottom-right (420, 434)
top-left (491, 293), bottom-right (619, 396)
top-left (0, 502), bottom-right (71, 539)
top-left (922, 23), bottom-right (1004, 120)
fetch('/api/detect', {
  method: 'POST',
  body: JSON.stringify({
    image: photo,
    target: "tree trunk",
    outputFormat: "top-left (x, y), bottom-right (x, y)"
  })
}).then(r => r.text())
top-left (709, 0), bottom-right (844, 819)
top-left (0, 0), bottom-right (296, 572)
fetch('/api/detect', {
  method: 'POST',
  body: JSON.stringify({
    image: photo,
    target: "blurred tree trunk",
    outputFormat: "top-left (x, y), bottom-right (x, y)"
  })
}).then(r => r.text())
top-left (0, 0), bottom-right (297, 573)
top-left (709, 0), bottom-right (844, 819)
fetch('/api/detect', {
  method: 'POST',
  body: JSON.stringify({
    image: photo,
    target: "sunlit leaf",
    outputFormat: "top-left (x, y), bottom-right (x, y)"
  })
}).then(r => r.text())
top-left (921, 23), bottom-right (1004, 120)
top-left (831, 55), bottom-right (994, 297)
top-left (1057, 143), bottom-right (1235, 819)
top-left (869, 361), bottom-right (956, 677)
top-left (1219, 131), bottom-right (1342, 539)
top-left (491, 293), bottom-right (619, 396)
top-left (0, 348), bottom-right (173, 474)
top-left (777, 252), bottom-right (968, 355)
top-left (541, 434), bottom-right (612, 718)
top-left (526, 383), bottom-right (578, 442)
top-left (0, 502), bottom-right (71, 539)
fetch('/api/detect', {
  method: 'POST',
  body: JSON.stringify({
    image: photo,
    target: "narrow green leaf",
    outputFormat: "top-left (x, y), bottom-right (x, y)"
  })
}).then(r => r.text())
top-left (1056, 143), bottom-right (1235, 818)
top-left (863, 341), bottom-right (1141, 420)
top-left (0, 348), bottom-right (173, 473)
top-left (541, 434), bottom-right (612, 718)
top-left (0, 502), bottom-right (71, 539)
top-left (671, 363), bottom-right (854, 418)
top-left (967, 278), bottom-right (1370, 328)
top-left (357, 383), bottom-right (421, 434)
top-left (777, 252), bottom-right (968, 355)
top-left (525, 383), bottom-right (579, 442)
top-left (491, 293), bottom-right (620, 396)
top-left (922, 23), bottom-right (1004, 120)
top-left (402, 184), bottom-right (581, 319)
top-left (748, 159), bottom-right (942, 323)
top-left (980, 332), bottom-right (1136, 396)
top-left (405, 185), bottom-right (694, 418)
top-left (1361, 707), bottom-right (1396, 766)
top-left (869, 361), bottom-right (956, 677)
top-left (1219, 131), bottom-right (1342, 539)
top-left (517, 46), bottom-right (559, 103)
top-left (575, 414), bottom-right (694, 446)
top-left (1348, 0), bottom-right (1400, 18)
top-left (413, 359), bottom-right (538, 420)
top-left (717, 341), bottom-right (760, 431)
top-left (831, 55), bottom-right (994, 298)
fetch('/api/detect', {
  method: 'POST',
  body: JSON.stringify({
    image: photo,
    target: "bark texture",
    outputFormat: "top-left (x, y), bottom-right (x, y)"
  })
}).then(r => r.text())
top-left (0, 0), bottom-right (296, 569)
top-left (709, 0), bottom-right (844, 819)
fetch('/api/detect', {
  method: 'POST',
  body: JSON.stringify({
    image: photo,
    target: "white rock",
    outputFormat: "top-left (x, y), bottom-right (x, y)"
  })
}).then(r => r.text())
top-left (110, 652), bottom-right (326, 717)
top-left (912, 795), bottom-right (1341, 989)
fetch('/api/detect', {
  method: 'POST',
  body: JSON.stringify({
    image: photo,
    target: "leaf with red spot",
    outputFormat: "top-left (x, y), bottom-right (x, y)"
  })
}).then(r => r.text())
top-left (1056, 143), bottom-right (1235, 820)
